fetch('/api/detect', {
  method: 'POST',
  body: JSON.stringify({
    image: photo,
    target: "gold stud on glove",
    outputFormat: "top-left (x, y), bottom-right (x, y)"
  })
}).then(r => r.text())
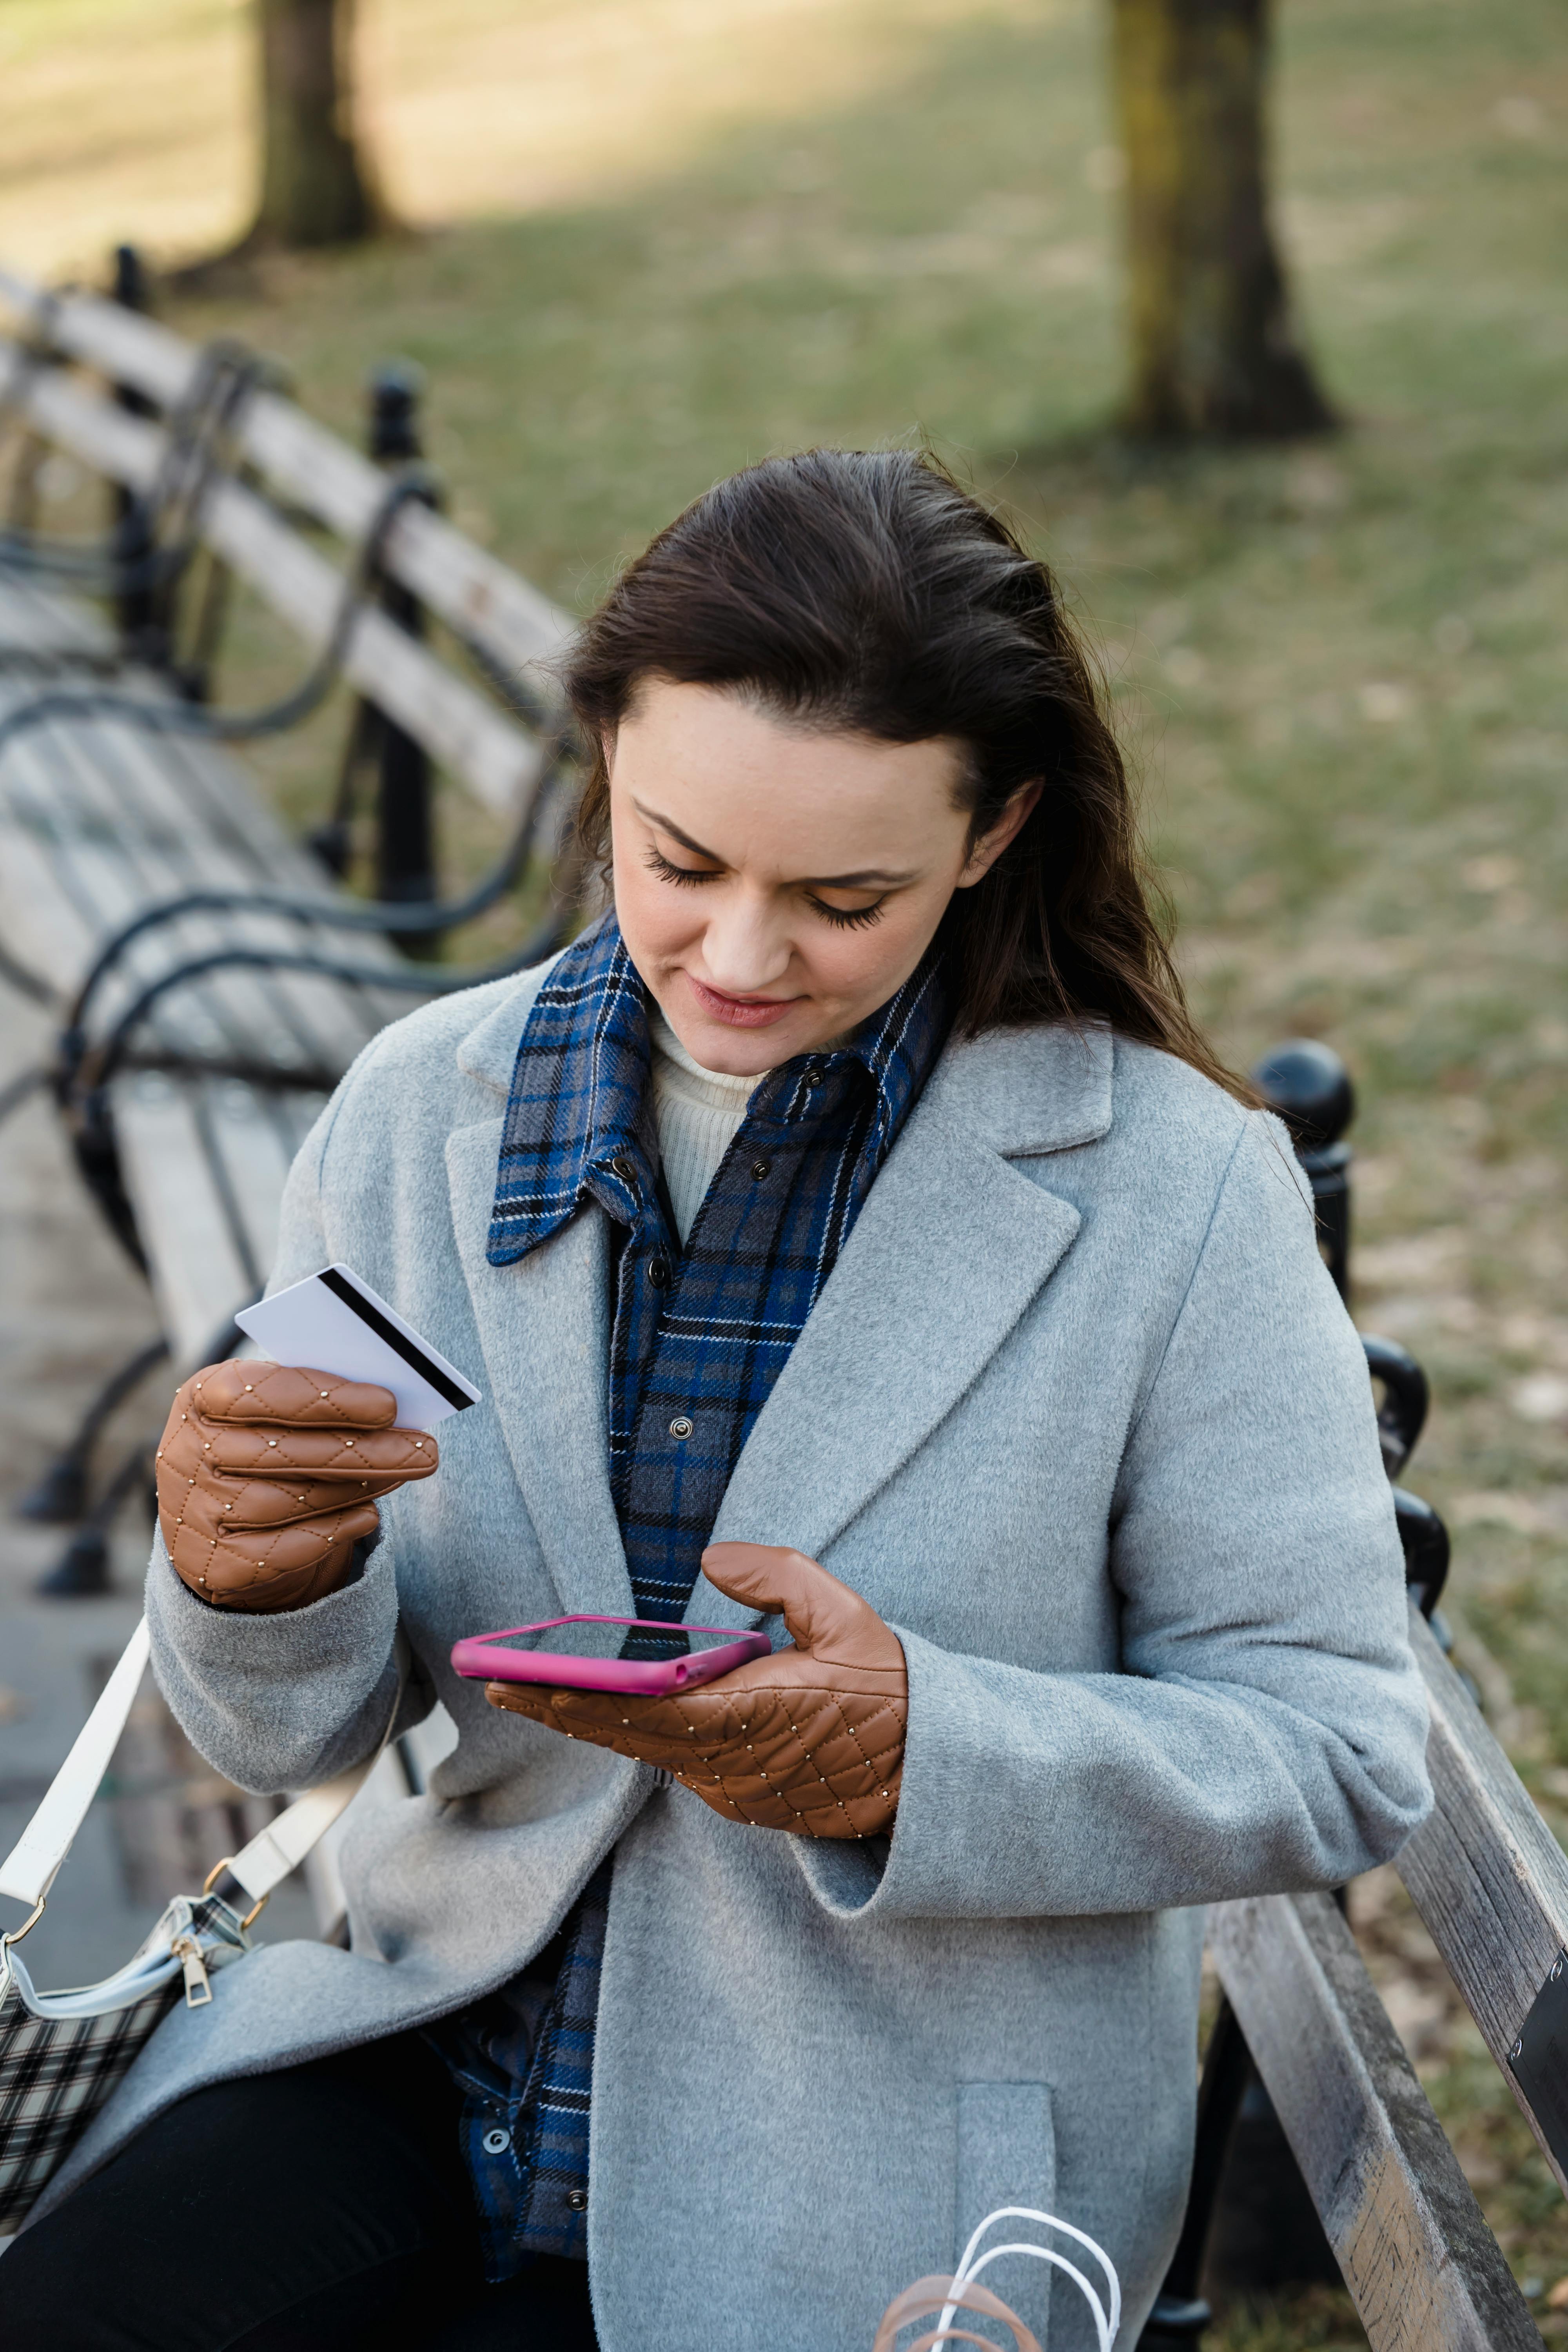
top-left (155, 1360), bottom-right (439, 1613)
top-left (486, 1541), bottom-right (908, 1838)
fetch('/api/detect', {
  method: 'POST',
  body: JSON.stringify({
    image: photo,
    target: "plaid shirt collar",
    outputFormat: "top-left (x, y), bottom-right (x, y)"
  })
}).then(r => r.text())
top-left (487, 915), bottom-right (946, 1266)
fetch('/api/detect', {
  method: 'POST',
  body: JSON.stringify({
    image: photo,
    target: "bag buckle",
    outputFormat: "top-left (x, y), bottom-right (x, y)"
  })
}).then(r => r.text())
top-left (203, 1857), bottom-right (268, 1931)
top-left (0, 1896), bottom-right (46, 1950)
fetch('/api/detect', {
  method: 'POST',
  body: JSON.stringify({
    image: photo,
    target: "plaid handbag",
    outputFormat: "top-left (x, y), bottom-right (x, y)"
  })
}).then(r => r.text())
top-left (1, 1617), bottom-right (405, 2234)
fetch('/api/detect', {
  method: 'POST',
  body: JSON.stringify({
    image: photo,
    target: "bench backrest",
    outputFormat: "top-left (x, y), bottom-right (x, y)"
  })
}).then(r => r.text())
top-left (0, 264), bottom-right (575, 827)
top-left (1209, 1606), bottom-right (1561, 2350)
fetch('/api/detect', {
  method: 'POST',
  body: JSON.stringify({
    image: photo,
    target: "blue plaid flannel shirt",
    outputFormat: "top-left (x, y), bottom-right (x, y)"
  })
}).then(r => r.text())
top-left (427, 915), bottom-right (946, 2277)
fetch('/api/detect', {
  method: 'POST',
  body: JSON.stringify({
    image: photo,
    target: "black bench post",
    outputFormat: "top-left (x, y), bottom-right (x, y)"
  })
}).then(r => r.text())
top-left (1252, 1039), bottom-right (1355, 1299)
top-left (366, 361), bottom-right (438, 956)
top-left (107, 243), bottom-right (166, 671)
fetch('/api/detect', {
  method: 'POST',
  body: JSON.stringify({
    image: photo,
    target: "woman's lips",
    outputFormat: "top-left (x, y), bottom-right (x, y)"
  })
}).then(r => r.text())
top-left (686, 975), bottom-right (800, 1029)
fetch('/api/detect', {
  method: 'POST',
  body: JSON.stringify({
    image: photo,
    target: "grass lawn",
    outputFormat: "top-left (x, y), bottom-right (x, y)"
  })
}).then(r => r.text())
top-left (5, 0), bottom-right (1568, 2338)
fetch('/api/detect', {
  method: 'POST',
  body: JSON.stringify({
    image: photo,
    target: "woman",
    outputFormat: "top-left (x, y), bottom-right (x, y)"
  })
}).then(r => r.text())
top-left (3, 451), bottom-right (1431, 2350)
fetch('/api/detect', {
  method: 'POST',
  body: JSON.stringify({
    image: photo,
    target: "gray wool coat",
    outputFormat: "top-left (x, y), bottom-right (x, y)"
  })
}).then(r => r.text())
top-left (36, 961), bottom-right (1432, 2350)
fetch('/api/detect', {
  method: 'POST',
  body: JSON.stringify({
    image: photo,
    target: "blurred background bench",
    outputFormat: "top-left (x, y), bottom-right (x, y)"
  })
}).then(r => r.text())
top-left (0, 254), bottom-right (579, 1581)
top-left (0, 252), bottom-right (582, 1930)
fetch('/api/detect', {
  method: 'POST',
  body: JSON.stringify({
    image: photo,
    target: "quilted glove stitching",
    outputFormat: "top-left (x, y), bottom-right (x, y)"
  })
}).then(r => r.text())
top-left (489, 1676), bottom-right (904, 1836)
top-left (820, 1696), bottom-right (906, 1793)
top-left (770, 1697), bottom-right (860, 1830)
top-left (203, 1366), bottom-right (392, 1431)
top-left (648, 1689), bottom-right (902, 1830)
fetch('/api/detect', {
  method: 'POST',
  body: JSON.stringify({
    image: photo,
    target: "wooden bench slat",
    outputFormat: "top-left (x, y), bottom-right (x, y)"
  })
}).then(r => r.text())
top-left (0, 808), bottom-right (294, 1071)
top-left (0, 643), bottom-right (348, 916)
top-left (0, 582), bottom-right (56, 657)
top-left (103, 688), bottom-right (338, 883)
top-left (0, 802), bottom-right (98, 979)
top-left (113, 731), bottom-right (436, 1051)
top-left (61, 717), bottom-right (407, 1065)
top-left (0, 662), bottom-right (298, 893)
top-left (3, 720), bottom-right (358, 1073)
top-left (0, 736), bottom-right (215, 1049)
top-left (199, 468), bottom-right (545, 823)
top-left (0, 586), bottom-right (412, 1341)
top-left (2, 350), bottom-right (548, 821)
top-left (196, 1082), bottom-right (301, 1292)
top-left (0, 574), bottom-right (113, 661)
top-left (149, 719), bottom-right (371, 896)
top-left (1397, 1607), bottom-right (1568, 2198)
top-left (0, 267), bottom-right (575, 691)
top-left (242, 395), bottom-right (575, 699)
top-left (0, 665), bottom-right (411, 1078)
top-left (115, 1069), bottom-right (330, 1364)
top-left (113, 1079), bottom-right (258, 1363)
top-left (1213, 1887), bottom-right (1544, 2351)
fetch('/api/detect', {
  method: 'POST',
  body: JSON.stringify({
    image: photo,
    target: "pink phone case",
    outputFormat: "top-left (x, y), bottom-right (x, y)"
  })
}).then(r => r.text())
top-left (450, 1615), bottom-right (771, 1695)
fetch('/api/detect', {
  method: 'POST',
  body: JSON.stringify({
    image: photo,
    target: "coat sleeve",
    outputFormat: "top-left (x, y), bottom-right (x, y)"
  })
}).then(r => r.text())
top-left (143, 1051), bottom-right (426, 1795)
top-left (795, 1112), bottom-right (1433, 1922)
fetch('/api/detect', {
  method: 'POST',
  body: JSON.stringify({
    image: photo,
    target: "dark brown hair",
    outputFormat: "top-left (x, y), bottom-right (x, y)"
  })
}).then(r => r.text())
top-left (566, 448), bottom-right (1239, 1091)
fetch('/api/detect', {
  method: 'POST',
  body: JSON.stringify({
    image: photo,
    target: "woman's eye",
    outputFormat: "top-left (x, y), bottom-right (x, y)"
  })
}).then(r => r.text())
top-left (807, 895), bottom-right (887, 931)
top-left (645, 846), bottom-right (720, 887)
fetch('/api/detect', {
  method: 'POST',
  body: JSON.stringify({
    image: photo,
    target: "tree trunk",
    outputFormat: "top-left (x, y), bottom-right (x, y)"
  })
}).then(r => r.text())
top-left (1110, 0), bottom-right (1336, 439)
top-left (251, 0), bottom-right (378, 249)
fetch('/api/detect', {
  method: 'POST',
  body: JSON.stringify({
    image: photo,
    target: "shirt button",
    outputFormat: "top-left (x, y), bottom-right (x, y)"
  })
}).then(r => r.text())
top-left (750, 1158), bottom-right (771, 1180)
top-left (610, 1154), bottom-right (636, 1182)
top-left (482, 2127), bottom-right (512, 2155)
top-left (805, 1070), bottom-right (823, 1088)
top-left (669, 1415), bottom-right (693, 1440)
top-left (649, 1257), bottom-right (670, 1287)
top-left (566, 2188), bottom-right (589, 2212)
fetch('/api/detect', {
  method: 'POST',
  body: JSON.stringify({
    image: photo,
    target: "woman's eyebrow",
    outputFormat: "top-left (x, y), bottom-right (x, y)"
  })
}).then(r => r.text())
top-left (806, 864), bottom-right (920, 888)
top-left (634, 800), bottom-right (724, 863)
top-left (633, 800), bottom-right (916, 889)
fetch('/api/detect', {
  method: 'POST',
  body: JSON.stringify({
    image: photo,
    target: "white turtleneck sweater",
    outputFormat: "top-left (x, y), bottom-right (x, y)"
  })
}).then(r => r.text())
top-left (648, 1005), bottom-right (764, 1244)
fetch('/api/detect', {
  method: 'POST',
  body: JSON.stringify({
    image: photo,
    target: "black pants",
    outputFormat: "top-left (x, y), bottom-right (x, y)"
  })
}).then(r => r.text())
top-left (0, 2029), bottom-right (599, 2350)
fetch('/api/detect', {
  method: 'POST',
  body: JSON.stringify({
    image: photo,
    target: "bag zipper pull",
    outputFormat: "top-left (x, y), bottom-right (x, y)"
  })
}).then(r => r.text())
top-left (171, 1933), bottom-right (212, 2007)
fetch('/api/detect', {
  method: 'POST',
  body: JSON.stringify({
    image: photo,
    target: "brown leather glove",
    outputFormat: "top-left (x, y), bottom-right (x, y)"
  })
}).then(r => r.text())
top-left (156, 1359), bottom-right (439, 1613)
top-left (486, 1542), bottom-right (907, 1838)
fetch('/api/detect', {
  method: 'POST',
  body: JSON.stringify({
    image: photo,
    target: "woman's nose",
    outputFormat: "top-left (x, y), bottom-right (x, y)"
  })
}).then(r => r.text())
top-left (699, 896), bottom-right (793, 995)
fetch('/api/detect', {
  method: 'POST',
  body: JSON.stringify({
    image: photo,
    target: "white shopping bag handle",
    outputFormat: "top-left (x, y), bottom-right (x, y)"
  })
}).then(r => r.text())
top-left (942, 2208), bottom-right (1121, 2352)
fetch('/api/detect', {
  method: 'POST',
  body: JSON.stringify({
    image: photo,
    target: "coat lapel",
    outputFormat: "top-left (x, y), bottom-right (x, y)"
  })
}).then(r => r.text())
top-left (447, 1113), bottom-right (634, 1621)
top-left (691, 1024), bottom-right (1110, 1630)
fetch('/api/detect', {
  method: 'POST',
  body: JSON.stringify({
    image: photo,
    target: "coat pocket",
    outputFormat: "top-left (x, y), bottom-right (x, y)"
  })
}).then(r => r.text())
top-left (956, 2080), bottom-right (1056, 2346)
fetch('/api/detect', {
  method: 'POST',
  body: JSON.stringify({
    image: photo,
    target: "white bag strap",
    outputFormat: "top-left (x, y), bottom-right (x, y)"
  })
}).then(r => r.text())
top-left (215, 1637), bottom-right (408, 1912)
top-left (0, 1617), bottom-right (153, 1914)
top-left (0, 1616), bottom-right (410, 1927)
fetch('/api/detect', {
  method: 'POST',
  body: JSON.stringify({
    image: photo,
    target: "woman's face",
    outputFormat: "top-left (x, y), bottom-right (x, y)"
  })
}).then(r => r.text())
top-left (608, 679), bottom-right (1036, 1075)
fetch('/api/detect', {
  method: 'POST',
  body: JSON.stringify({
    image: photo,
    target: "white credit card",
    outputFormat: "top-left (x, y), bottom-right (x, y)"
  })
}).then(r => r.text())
top-left (235, 1265), bottom-right (483, 1432)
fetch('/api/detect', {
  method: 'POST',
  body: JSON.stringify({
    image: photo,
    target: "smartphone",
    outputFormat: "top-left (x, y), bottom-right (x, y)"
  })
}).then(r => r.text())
top-left (450, 1615), bottom-right (771, 1696)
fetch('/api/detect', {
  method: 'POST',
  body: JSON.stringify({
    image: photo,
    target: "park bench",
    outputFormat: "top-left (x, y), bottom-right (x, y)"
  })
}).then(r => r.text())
top-left (1138, 1061), bottom-right (1568, 2348)
top-left (0, 253), bottom-right (577, 1909)
top-left (0, 255), bottom-right (577, 1577)
top-left (4, 253), bottom-right (1567, 2351)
